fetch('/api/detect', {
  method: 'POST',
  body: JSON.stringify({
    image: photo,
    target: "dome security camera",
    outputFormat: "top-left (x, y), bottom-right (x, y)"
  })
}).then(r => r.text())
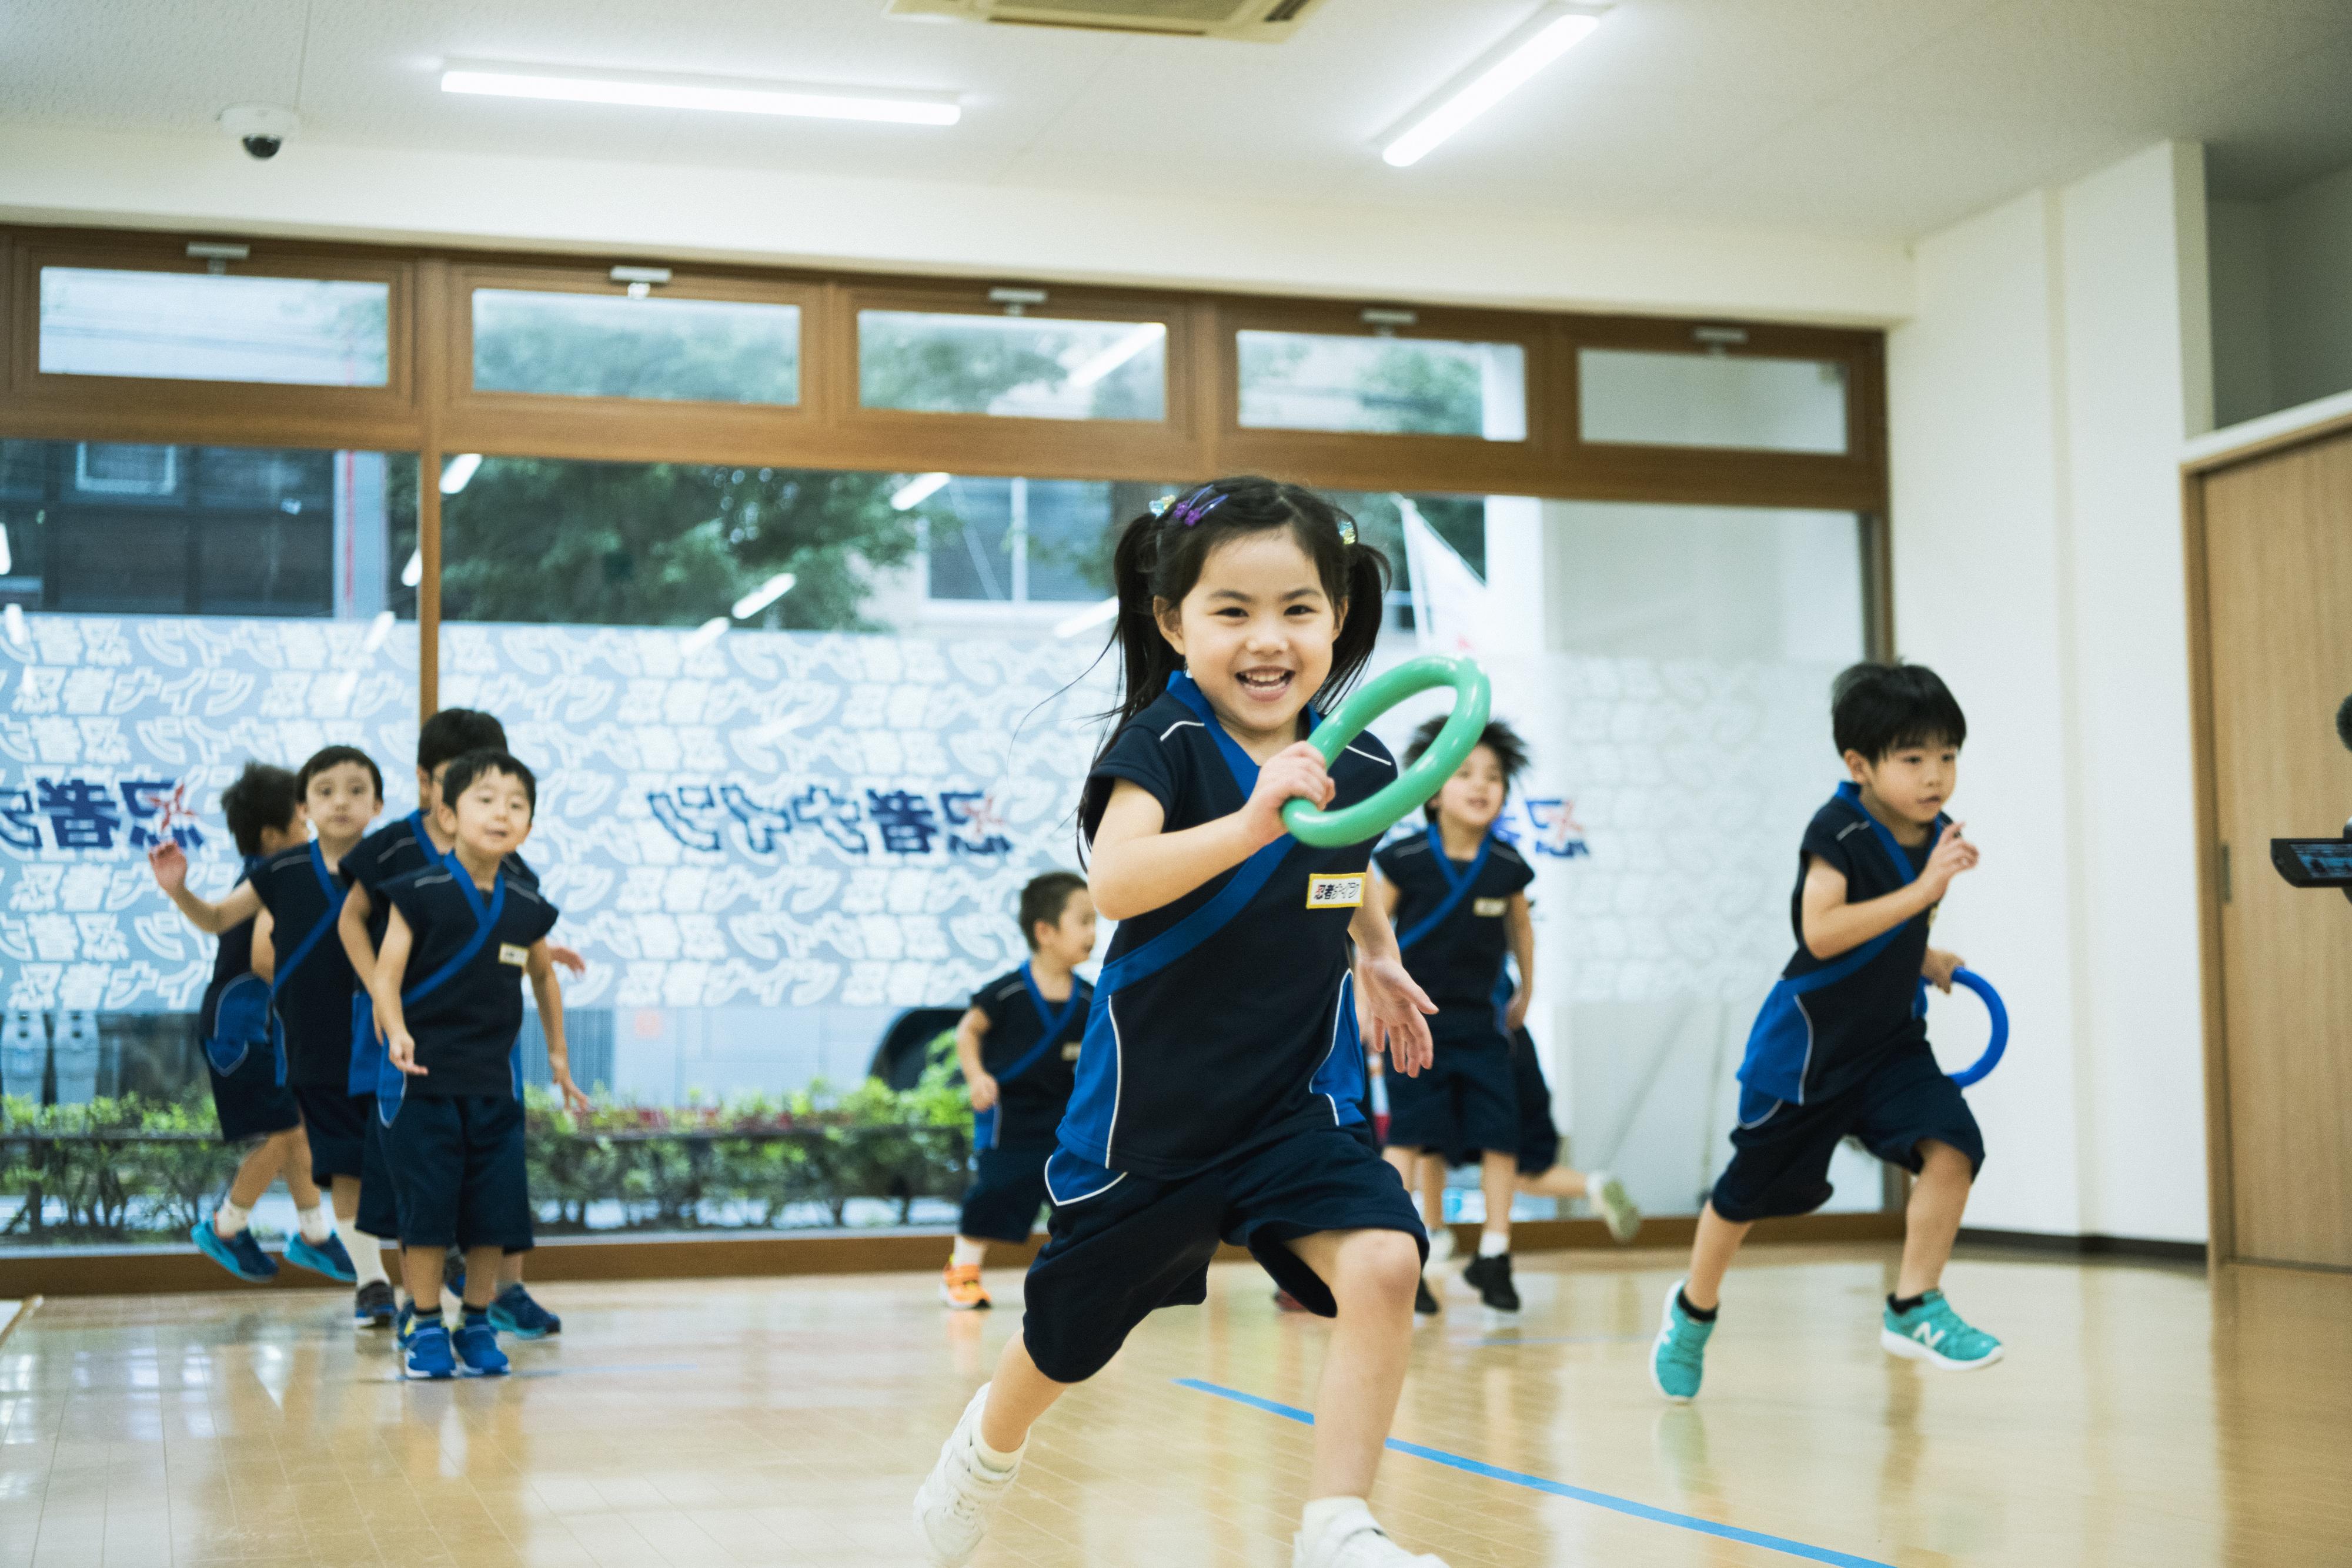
top-left (219, 105), bottom-right (300, 161)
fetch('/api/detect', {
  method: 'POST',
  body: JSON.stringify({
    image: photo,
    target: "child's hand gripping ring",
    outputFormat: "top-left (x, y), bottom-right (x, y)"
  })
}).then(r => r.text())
top-left (1282, 655), bottom-right (1491, 848)
top-left (1946, 968), bottom-right (2009, 1088)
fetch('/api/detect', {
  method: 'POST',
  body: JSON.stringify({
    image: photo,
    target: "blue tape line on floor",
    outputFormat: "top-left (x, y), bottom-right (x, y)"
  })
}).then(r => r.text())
top-left (1172, 1377), bottom-right (1896, 1568)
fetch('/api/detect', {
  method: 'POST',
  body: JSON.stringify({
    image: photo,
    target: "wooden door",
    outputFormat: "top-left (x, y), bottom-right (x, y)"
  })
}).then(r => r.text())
top-left (2199, 426), bottom-right (2352, 1269)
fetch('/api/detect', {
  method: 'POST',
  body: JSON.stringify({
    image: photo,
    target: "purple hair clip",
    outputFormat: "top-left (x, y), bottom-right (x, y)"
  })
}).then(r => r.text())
top-left (1165, 487), bottom-right (1228, 527)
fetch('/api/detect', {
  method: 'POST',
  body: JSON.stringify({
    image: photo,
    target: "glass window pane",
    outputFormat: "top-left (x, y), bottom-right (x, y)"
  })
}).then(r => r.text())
top-left (915, 476), bottom-right (1127, 606)
top-left (1578, 349), bottom-right (1849, 454)
top-left (0, 439), bottom-right (420, 1254)
top-left (857, 311), bottom-right (1167, 420)
top-left (1237, 331), bottom-right (1526, 439)
top-left (37, 268), bottom-right (390, 387)
top-left (472, 290), bottom-right (800, 405)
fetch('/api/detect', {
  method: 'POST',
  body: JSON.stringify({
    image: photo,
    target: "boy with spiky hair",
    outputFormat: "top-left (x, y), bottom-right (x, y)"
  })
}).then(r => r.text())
top-left (1652, 661), bottom-right (1999, 1402)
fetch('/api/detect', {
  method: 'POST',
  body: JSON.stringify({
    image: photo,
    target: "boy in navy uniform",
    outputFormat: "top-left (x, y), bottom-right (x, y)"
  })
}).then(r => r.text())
top-left (372, 750), bottom-right (582, 1380)
top-left (339, 707), bottom-right (579, 1338)
top-left (1652, 662), bottom-right (2000, 1402)
top-left (158, 762), bottom-right (349, 1285)
top-left (1374, 719), bottom-right (1646, 1316)
top-left (941, 871), bottom-right (1097, 1310)
top-left (152, 745), bottom-right (383, 1315)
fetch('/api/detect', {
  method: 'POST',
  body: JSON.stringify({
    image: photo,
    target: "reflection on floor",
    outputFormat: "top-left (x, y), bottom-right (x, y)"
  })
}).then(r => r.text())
top-left (2, 1243), bottom-right (2344, 1566)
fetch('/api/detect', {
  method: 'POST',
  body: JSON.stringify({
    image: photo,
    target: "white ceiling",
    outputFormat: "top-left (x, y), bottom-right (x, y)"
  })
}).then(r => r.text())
top-left (3, 0), bottom-right (2350, 241)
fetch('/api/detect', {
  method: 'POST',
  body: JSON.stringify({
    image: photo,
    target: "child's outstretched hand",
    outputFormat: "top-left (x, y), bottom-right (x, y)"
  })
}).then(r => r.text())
top-left (968, 1071), bottom-right (1000, 1112)
top-left (1923, 947), bottom-right (1966, 993)
top-left (1357, 955), bottom-right (1437, 1076)
top-left (147, 841), bottom-right (189, 893)
top-left (553, 1069), bottom-right (592, 1118)
top-left (387, 1028), bottom-right (427, 1077)
top-left (1240, 741), bottom-right (1335, 848)
top-left (1920, 822), bottom-right (1979, 898)
top-left (548, 943), bottom-right (587, 977)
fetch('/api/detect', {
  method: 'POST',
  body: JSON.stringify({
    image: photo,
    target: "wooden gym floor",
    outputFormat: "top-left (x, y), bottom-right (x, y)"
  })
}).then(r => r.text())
top-left (2, 1243), bottom-right (2344, 1567)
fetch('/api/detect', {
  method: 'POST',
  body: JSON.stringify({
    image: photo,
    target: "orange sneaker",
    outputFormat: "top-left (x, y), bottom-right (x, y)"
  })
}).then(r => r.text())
top-left (941, 1263), bottom-right (991, 1310)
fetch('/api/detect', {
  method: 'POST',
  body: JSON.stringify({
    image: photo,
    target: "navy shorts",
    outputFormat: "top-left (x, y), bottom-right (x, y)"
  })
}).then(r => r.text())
top-left (1022, 1122), bottom-right (1425, 1385)
top-left (1382, 1029), bottom-right (1518, 1161)
top-left (960, 1143), bottom-right (1053, 1243)
top-left (293, 1082), bottom-right (368, 1181)
top-left (382, 1093), bottom-right (534, 1252)
top-left (357, 1111), bottom-right (402, 1240)
top-left (1711, 1044), bottom-right (1986, 1223)
top-left (1508, 1029), bottom-right (1560, 1176)
top-left (205, 1039), bottom-right (302, 1145)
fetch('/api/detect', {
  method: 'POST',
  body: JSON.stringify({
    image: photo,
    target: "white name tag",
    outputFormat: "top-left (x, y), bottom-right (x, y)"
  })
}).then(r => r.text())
top-left (1307, 874), bottom-right (1365, 910)
top-left (1061, 1042), bottom-right (1082, 1061)
top-left (1473, 897), bottom-right (1508, 917)
top-left (498, 944), bottom-right (528, 967)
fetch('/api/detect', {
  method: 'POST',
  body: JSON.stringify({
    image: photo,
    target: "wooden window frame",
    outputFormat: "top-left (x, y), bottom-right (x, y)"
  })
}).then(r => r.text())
top-left (1555, 314), bottom-right (1886, 513)
top-left (4, 233), bottom-right (420, 453)
top-left (440, 262), bottom-right (823, 465)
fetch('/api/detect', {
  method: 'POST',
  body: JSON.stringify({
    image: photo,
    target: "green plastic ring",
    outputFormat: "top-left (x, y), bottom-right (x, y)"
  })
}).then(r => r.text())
top-left (1282, 654), bottom-right (1492, 848)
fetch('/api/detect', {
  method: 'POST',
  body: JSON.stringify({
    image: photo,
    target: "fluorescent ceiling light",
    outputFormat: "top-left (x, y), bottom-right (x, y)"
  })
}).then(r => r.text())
top-left (442, 62), bottom-right (960, 126)
top-left (362, 609), bottom-right (397, 655)
top-left (1380, 4), bottom-right (1606, 169)
top-left (0, 523), bottom-right (11, 577)
top-left (439, 453), bottom-right (482, 494)
top-left (680, 616), bottom-right (731, 656)
top-left (731, 572), bottom-right (796, 620)
top-left (1054, 597), bottom-right (1121, 640)
top-left (891, 472), bottom-right (951, 510)
top-left (1067, 323), bottom-right (1166, 389)
top-left (2, 604), bottom-right (28, 650)
top-left (401, 549), bottom-right (423, 589)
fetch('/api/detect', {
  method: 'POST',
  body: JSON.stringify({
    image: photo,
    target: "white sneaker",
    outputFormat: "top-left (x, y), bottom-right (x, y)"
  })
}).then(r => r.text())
top-left (913, 1383), bottom-right (1021, 1567)
top-left (1423, 1225), bottom-right (1455, 1268)
top-left (1588, 1169), bottom-right (1642, 1243)
top-left (1292, 1505), bottom-right (1449, 1567)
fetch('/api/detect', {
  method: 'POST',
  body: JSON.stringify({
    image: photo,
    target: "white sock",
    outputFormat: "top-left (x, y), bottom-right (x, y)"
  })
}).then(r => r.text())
top-left (297, 1205), bottom-right (335, 1244)
top-left (971, 1425), bottom-right (1022, 1472)
top-left (951, 1237), bottom-right (986, 1268)
top-left (1478, 1228), bottom-right (1510, 1258)
top-left (1301, 1496), bottom-right (1375, 1540)
top-left (213, 1201), bottom-right (251, 1239)
top-left (349, 1232), bottom-right (390, 1288)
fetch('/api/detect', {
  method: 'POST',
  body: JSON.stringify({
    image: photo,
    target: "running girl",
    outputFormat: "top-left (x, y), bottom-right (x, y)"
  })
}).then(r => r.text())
top-left (914, 477), bottom-right (1451, 1568)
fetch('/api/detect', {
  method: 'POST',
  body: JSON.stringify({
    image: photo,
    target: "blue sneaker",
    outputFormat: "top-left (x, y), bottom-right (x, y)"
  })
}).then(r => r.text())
top-left (285, 1232), bottom-right (357, 1283)
top-left (453, 1320), bottom-right (510, 1377)
top-left (191, 1218), bottom-right (278, 1283)
top-left (1882, 1290), bottom-right (2003, 1371)
top-left (354, 1280), bottom-right (396, 1328)
top-left (1650, 1281), bottom-right (1715, 1403)
top-left (402, 1323), bottom-right (457, 1380)
top-left (488, 1284), bottom-right (561, 1339)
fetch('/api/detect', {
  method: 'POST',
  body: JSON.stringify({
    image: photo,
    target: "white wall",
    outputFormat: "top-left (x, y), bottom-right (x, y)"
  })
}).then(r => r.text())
top-left (0, 122), bottom-right (1913, 326)
top-left (1889, 142), bottom-right (2213, 1243)
top-left (2207, 161), bottom-right (2352, 426)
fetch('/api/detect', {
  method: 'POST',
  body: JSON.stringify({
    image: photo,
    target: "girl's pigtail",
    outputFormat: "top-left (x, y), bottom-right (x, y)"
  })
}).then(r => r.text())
top-left (1319, 543), bottom-right (1392, 712)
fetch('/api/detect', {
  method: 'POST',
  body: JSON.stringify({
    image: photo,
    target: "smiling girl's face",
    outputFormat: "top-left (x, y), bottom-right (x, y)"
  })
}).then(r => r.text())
top-left (1155, 529), bottom-right (1345, 757)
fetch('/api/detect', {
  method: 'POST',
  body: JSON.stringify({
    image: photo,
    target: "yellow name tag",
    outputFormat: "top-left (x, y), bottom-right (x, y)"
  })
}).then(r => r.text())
top-left (1473, 897), bottom-right (1508, 917)
top-left (498, 944), bottom-right (528, 967)
top-left (1307, 874), bottom-right (1365, 910)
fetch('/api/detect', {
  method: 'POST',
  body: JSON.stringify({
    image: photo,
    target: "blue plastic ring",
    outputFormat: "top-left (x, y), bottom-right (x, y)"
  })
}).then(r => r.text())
top-left (1946, 968), bottom-right (2009, 1088)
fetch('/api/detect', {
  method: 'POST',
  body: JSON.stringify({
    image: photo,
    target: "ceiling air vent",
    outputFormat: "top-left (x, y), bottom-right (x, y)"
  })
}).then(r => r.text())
top-left (887, 0), bottom-right (1326, 43)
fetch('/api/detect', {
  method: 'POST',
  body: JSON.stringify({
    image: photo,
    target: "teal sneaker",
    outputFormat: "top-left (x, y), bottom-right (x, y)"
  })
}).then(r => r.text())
top-left (1649, 1281), bottom-right (1714, 1402)
top-left (1881, 1289), bottom-right (2003, 1371)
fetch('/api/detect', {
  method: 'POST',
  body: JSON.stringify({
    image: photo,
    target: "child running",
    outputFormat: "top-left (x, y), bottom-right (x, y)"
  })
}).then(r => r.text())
top-left (151, 745), bottom-right (382, 1316)
top-left (170, 762), bottom-right (349, 1285)
top-left (1652, 661), bottom-right (2000, 1402)
top-left (914, 477), bottom-right (1448, 1568)
top-left (339, 707), bottom-right (579, 1338)
top-left (1375, 717), bottom-right (1637, 1313)
top-left (941, 871), bottom-right (1097, 1310)
top-left (372, 750), bottom-right (579, 1380)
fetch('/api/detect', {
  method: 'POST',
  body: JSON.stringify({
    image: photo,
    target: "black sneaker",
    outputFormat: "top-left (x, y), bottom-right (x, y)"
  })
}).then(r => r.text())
top-left (353, 1279), bottom-right (396, 1329)
top-left (1462, 1253), bottom-right (1521, 1312)
top-left (1414, 1275), bottom-right (1441, 1316)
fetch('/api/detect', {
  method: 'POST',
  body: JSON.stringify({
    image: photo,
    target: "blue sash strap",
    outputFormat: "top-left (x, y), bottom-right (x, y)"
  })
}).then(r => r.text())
top-left (1396, 824), bottom-right (1494, 951)
top-left (974, 964), bottom-right (1088, 1152)
top-left (402, 855), bottom-right (506, 1009)
top-left (269, 841), bottom-right (348, 1001)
